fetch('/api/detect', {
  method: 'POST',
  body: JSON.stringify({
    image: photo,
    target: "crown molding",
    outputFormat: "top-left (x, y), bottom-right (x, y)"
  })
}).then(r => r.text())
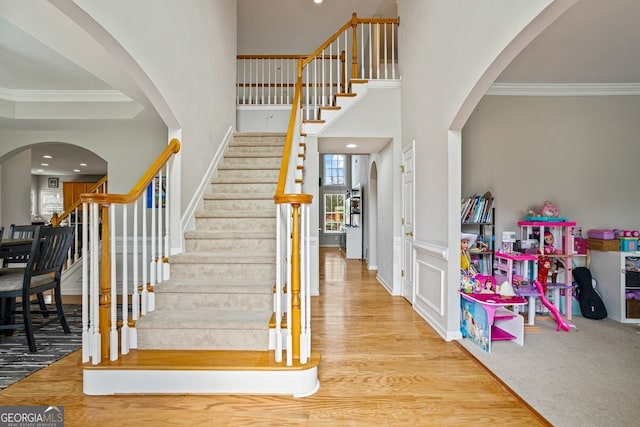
top-left (487, 82), bottom-right (640, 96)
top-left (0, 86), bottom-right (133, 102)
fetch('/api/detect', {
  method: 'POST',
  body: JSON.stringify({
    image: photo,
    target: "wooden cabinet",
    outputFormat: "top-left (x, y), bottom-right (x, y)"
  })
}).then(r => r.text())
top-left (62, 181), bottom-right (96, 211)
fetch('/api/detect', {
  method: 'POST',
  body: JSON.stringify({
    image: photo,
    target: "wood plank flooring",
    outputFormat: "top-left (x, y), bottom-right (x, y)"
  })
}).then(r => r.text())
top-left (0, 248), bottom-right (549, 426)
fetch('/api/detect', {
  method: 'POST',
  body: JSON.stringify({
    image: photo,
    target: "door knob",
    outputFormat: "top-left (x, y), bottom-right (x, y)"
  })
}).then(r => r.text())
top-left (405, 231), bottom-right (414, 237)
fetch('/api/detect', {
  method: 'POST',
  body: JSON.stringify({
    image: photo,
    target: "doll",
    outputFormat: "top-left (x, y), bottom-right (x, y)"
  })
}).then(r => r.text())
top-left (537, 256), bottom-right (552, 294)
top-left (460, 233), bottom-right (477, 273)
top-left (543, 231), bottom-right (558, 255)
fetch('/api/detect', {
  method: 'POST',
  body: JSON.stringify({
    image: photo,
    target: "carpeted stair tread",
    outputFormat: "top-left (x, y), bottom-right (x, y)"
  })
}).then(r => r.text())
top-left (211, 176), bottom-right (278, 184)
top-left (170, 252), bottom-right (276, 264)
top-left (184, 230), bottom-right (275, 239)
top-left (154, 279), bottom-right (273, 294)
top-left (203, 192), bottom-right (274, 200)
top-left (217, 163), bottom-right (280, 170)
top-left (224, 153), bottom-right (283, 158)
top-left (136, 309), bottom-right (271, 330)
top-left (195, 210), bottom-right (275, 218)
top-left (195, 210), bottom-right (276, 218)
top-left (138, 132), bottom-right (282, 352)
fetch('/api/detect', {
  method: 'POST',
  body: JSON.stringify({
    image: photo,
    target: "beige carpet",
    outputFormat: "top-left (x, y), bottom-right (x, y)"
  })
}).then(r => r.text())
top-left (459, 314), bottom-right (640, 427)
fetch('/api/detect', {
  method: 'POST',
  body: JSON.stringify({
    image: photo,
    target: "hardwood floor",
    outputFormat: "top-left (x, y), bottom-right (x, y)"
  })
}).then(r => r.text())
top-left (0, 248), bottom-right (549, 426)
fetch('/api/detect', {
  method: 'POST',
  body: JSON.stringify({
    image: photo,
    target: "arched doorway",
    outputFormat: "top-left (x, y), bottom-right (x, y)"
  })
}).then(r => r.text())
top-left (0, 142), bottom-right (106, 229)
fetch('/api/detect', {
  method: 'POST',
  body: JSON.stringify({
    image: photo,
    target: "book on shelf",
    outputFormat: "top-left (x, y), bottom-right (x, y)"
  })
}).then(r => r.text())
top-left (461, 191), bottom-right (493, 224)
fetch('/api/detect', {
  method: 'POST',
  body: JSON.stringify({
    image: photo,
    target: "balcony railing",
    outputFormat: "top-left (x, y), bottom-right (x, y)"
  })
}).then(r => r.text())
top-left (237, 13), bottom-right (400, 120)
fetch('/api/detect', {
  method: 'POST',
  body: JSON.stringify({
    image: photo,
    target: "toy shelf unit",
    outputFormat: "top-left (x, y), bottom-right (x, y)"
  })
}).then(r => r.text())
top-left (494, 251), bottom-right (540, 325)
top-left (461, 192), bottom-right (495, 275)
top-left (459, 291), bottom-right (527, 353)
top-left (589, 251), bottom-right (640, 323)
top-left (518, 220), bottom-right (582, 322)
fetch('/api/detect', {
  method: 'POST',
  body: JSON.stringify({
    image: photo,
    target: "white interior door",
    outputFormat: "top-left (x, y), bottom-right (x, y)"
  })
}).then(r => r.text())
top-left (401, 144), bottom-right (415, 302)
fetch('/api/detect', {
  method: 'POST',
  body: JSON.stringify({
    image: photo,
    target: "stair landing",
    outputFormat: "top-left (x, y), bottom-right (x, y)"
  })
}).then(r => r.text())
top-left (83, 349), bottom-right (320, 397)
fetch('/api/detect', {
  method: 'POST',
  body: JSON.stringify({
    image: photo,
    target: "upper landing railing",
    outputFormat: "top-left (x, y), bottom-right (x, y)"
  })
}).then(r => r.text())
top-left (237, 13), bottom-right (400, 119)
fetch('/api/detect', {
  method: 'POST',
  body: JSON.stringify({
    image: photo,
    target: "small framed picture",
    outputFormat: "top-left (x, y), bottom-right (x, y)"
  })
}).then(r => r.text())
top-left (48, 177), bottom-right (59, 188)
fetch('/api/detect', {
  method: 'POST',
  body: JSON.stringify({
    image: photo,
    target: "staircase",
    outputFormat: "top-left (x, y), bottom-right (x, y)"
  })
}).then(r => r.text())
top-left (136, 133), bottom-right (282, 351)
top-left (82, 133), bottom-right (320, 397)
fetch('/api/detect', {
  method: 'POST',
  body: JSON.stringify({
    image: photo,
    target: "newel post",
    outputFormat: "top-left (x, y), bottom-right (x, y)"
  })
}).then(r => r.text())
top-left (351, 13), bottom-right (359, 80)
top-left (99, 204), bottom-right (111, 359)
top-left (290, 202), bottom-right (302, 359)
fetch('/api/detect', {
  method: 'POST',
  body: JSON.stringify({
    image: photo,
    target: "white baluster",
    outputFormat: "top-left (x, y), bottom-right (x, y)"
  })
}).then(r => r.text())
top-left (121, 204), bottom-right (129, 355)
top-left (300, 203), bottom-right (308, 364)
top-left (156, 172), bottom-right (163, 285)
top-left (368, 23), bottom-right (373, 79)
top-left (131, 199), bottom-right (139, 349)
top-left (110, 204), bottom-right (118, 361)
top-left (305, 203), bottom-right (312, 360)
top-left (149, 176), bottom-right (156, 312)
top-left (141, 184), bottom-right (149, 315)
top-left (81, 202), bottom-right (90, 363)
top-left (164, 164), bottom-right (171, 281)
top-left (286, 204), bottom-right (293, 366)
top-left (275, 205), bottom-right (283, 363)
top-left (384, 23), bottom-right (388, 79)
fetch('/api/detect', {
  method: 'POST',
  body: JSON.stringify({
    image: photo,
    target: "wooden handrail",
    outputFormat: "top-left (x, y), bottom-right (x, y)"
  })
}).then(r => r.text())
top-left (301, 13), bottom-right (400, 69)
top-left (81, 138), bottom-right (180, 205)
top-left (274, 60), bottom-right (303, 201)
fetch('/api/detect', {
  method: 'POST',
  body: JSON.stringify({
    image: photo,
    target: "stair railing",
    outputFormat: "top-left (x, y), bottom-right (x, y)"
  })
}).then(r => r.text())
top-left (274, 60), bottom-right (313, 365)
top-left (236, 13), bottom-right (400, 119)
top-left (50, 176), bottom-right (108, 270)
top-left (272, 13), bottom-right (398, 366)
top-left (79, 139), bottom-right (180, 364)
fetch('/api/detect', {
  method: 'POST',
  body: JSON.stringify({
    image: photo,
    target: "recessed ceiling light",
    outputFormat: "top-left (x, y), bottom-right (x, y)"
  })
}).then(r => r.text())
top-left (80, 163), bottom-right (88, 167)
top-left (314, 0), bottom-right (322, 4)
top-left (43, 155), bottom-right (52, 159)
top-left (73, 169), bottom-right (81, 173)
top-left (346, 144), bottom-right (357, 148)
top-left (41, 163), bottom-right (49, 166)
top-left (36, 169), bottom-right (44, 173)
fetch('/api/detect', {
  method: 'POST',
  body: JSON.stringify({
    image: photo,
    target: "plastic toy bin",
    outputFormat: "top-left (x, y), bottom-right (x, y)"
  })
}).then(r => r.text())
top-left (620, 238), bottom-right (638, 252)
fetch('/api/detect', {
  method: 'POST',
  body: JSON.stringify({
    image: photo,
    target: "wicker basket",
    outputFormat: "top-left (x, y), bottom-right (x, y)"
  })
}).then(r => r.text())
top-left (626, 299), bottom-right (640, 319)
top-left (586, 238), bottom-right (619, 251)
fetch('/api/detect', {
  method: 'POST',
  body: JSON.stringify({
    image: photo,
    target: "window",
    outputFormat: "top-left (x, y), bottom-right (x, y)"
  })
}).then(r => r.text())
top-left (324, 193), bottom-right (345, 232)
top-left (323, 154), bottom-right (345, 186)
top-left (40, 190), bottom-right (63, 216)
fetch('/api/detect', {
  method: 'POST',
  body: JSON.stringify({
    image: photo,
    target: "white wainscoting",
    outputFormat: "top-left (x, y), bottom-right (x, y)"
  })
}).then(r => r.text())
top-left (412, 241), bottom-right (454, 340)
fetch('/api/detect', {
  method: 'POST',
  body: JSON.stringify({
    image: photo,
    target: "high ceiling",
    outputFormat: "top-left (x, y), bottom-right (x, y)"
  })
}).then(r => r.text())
top-left (1, 0), bottom-right (640, 170)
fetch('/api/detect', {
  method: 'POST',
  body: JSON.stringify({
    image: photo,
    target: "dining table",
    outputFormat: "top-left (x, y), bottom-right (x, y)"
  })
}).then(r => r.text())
top-left (0, 238), bottom-right (33, 260)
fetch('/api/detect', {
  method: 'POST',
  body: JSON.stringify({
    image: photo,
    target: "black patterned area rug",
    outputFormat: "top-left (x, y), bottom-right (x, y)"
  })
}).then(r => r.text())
top-left (0, 304), bottom-right (82, 390)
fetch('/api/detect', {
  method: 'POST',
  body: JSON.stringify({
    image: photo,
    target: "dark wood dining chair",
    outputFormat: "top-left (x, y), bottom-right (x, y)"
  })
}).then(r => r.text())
top-left (0, 226), bottom-right (75, 352)
top-left (2, 224), bottom-right (49, 314)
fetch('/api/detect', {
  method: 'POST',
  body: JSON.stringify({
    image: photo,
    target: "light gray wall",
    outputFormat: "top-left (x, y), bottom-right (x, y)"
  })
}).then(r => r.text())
top-left (74, 0), bottom-right (238, 223)
top-left (463, 95), bottom-right (640, 242)
top-left (398, 0), bottom-right (565, 339)
top-left (237, 0), bottom-right (397, 54)
top-left (1, 149), bottom-right (31, 230)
